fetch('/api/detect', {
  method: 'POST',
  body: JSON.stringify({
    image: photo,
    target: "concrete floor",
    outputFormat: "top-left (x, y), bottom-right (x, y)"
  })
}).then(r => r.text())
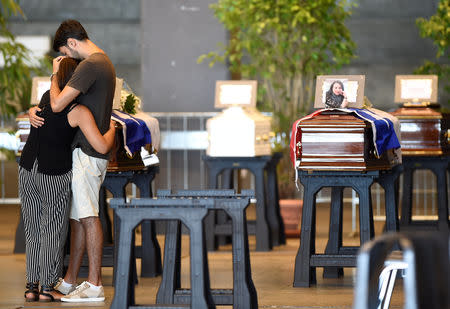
top-left (0, 203), bottom-right (405, 308)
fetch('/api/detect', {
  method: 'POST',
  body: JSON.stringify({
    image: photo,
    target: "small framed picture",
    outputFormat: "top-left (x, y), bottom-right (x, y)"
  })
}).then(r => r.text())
top-left (314, 75), bottom-right (365, 109)
top-left (30, 77), bottom-right (51, 105)
top-left (112, 77), bottom-right (124, 110)
top-left (394, 75), bottom-right (438, 103)
top-left (214, 80), bottom-right (257, 109)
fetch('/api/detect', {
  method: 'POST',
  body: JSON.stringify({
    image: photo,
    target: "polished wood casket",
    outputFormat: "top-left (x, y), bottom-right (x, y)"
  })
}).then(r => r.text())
top-left (107, 122), bottom-right (146, 171)
top-left (295, 111), bottom-right (392, 171)
top-left (108, 111), bottom-right (160, 171)
top-left (15, 113), bottom-right (150, 171)
top-left (390, 106), bottom-right (450, 156)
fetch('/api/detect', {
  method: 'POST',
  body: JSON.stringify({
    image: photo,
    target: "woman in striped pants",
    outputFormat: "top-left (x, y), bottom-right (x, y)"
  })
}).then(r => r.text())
top-left (19, 57), bottom-right (116, 302)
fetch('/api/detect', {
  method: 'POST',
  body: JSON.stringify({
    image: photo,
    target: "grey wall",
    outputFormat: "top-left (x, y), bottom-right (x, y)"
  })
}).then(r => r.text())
top-left (8, 0), bottom-right (142, 94)
top-left (140, 0), bottom-right (229, 113)
top-left (7, 0), bottom-right (447, 113)
top-left (341, 0), bottom-right (446, 111)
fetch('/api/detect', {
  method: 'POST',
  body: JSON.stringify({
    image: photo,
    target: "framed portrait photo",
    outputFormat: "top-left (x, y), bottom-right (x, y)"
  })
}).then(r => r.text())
top-left (30, 76), bottom-right (51, 106)
top-left (394, 75), bottom-right (438, 104)
top-left (112, 77), bottom-right (124, 110)
top-left (214, 80), bottom-right (257, 109)
top-left (314, 75), bottom-right (365, 109)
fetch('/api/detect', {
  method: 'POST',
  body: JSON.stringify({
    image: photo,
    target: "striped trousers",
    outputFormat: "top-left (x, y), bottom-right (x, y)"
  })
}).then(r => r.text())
top-left (18, 160), bottom-right (72, 286)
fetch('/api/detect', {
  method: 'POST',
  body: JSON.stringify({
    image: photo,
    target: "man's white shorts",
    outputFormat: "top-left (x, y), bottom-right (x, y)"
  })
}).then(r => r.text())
top-left (71, 148), bottom-right (108, 221)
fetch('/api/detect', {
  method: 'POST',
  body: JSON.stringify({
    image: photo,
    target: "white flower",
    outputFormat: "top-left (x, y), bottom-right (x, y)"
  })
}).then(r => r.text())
top-left (120, 89), bottom-right (142, 111)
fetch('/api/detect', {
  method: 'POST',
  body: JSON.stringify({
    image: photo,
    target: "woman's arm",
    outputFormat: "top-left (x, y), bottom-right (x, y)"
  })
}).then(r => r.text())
top-left (68, 105), bottom-right (116, 154)
top-left (50, 56), bottom-right (81, 112)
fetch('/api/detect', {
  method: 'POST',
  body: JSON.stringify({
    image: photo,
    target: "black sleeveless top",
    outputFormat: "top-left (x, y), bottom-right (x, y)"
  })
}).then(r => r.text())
top-left (19, 90), bottom-right (79, 175)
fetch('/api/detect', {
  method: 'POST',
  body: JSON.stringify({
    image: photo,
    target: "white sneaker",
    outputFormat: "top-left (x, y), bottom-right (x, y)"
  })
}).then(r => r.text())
top-left (61, 281), bottom-right (105, 302)
top-left (54, 278), bottom-right (76, 295)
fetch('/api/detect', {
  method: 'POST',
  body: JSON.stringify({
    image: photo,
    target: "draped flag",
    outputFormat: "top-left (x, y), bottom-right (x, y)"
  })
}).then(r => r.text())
top-left (111, 110), bottom-right (152, 156)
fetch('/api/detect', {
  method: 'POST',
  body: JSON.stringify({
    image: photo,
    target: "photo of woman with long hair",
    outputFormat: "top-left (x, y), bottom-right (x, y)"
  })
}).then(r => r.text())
top-left (325, 80), bottom-right (348, 108)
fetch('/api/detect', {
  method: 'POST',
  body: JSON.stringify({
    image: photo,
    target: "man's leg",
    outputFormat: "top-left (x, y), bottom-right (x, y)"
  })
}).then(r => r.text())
top-left (60, 149), bottom-right (107, 302)
top-left (63, 219), bottom-right (86, 284)
top-left (67, 148), bottom-right (107, 286)
top-left (80, 216), bottom-right (103, 286)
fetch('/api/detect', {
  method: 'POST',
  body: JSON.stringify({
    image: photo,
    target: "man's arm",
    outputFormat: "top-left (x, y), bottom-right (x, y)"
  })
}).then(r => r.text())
top-left (49, 56), bottom-right (81, 112)
top-left (50, 81), bottom-right (80, 112)
top-left (29, 106), bottom-right (44, 128)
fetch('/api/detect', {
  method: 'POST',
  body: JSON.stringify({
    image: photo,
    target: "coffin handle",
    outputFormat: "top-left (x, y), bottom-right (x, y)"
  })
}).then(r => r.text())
top-left (296, 142), bottom-right (302, 156)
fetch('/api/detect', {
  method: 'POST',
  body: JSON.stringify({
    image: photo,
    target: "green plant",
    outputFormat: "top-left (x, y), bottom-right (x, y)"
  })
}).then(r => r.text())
top-left (0, 1), bottom-right (52, 162)
top-left (199, 0), bottom-right (357, 197)
top-left (121, 93), bottom-right (138, 115)
top-left (1, 0), bottom-right (28, 116)
top-left (0, 0), bottom-right (51, 117)
top-left (415, 0), bottom-right (450, 106)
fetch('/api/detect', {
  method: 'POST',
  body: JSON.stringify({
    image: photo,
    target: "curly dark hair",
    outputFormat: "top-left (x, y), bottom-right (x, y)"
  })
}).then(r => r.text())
top-left (53, 19), bottom-right (89, 52)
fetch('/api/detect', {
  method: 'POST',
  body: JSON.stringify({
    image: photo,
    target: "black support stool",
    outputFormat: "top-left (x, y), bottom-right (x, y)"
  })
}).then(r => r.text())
top-left (155, 189), bottom-right (258, 309)
top-left (100, 166), bottom-right (162, 278)
top-left (322, 165), bottom-right (402, 279)
top-left (293, 170), bottom-right (381, 287)
top-left (265, 153), bottom-right (286, 246)
top-left (110, 197), bottom-right (214, 309)
top-left (202, 154), bottom-right (284, 251)
top-left (400, 155), bottom-right (450, 231)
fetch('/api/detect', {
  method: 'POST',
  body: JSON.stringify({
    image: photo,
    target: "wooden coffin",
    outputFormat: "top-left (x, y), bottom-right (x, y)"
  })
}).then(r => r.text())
top-left (15, 113), bottom-right (150, 171)
top-left (108, 112), bottom-right (160, 171)
top-left (295, 111), bottom-right (392, 171)
top-left (390, 106), bottom-right (450, 156)
top-left (107, 122), bottom-right (146, 172)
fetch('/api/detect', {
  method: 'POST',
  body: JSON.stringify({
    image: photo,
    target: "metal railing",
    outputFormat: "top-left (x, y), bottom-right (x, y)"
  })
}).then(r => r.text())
top-left (149, 112), bottom-right (216, 191)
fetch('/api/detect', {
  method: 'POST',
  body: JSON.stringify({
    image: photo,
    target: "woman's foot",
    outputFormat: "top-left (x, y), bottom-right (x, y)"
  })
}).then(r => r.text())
top-left (24, 282), bottom-right (39, 302)
top-left (39, 285), bottom-right (64, 302)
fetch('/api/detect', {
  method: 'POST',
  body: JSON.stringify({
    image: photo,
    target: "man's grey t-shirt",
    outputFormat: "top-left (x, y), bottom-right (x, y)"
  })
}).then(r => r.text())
top-left (67, 53), bottom-right (116, 159)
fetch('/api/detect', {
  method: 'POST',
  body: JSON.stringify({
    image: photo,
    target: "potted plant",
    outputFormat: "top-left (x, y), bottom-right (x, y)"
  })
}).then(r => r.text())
top-left (199, 0), bottom-right (357, 235)
top-left (414, 0), bottom-right (449, 107)
top-left (0, 0), bottom-right (51, 158)
top-left (1, 0), bottom-right (32, 117)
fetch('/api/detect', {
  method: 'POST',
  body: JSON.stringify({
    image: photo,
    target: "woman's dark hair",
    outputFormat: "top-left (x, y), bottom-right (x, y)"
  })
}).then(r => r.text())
top-left (326, 80), bottom-right (344, 96)
top-left (53, 19), bottom-right (89, 52)
top-left (57, 58), bottom-right (80, 90)
top-left (325, 80), bottom-right (345, 108)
